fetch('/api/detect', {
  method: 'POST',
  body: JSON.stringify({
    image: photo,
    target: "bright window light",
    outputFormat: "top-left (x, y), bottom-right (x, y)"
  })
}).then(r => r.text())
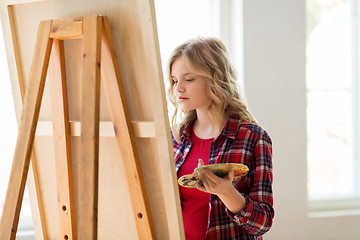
top-left (154, 0), bottom-right (220, 74)
top-left (306, 0), bottom-right (360, 201)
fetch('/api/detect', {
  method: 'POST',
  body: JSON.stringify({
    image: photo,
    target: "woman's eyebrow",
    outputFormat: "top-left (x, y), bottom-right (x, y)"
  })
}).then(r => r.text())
top-left (182, 73), bottom-right (194, 77)
top-left (171, 73), bottom-right (194, 78)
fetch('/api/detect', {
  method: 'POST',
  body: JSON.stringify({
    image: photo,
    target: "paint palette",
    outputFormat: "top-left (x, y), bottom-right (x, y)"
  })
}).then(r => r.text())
top-left (178, 163), bottom-right (249, 188)
top-left (177, 173), bottom-right (199, 188)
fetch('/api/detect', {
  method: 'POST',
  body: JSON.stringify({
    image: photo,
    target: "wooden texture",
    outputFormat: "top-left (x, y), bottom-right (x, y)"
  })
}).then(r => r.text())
top-left (48, 39), bottom-right (76, 240)
top-left (7, 0), bottom-right (45, 5)
top-left (138, 2), bottom-right (185, 238)
top-left (100, 16), bottom-right (156, 239)
top-left (50, 17), bottom-right (83, 40)
top-left (0, 20), bottom-right (53, 240)
top-left (78, 15), bottom-right (102, 239)
top-left (0, 1), bottom-right (184, 239)
top-left (6, 5), bottom-right (49, 239)
top-left (7, 5), bottom-right (24, 98)
top-left (35, 120), bottom-right (156, 138)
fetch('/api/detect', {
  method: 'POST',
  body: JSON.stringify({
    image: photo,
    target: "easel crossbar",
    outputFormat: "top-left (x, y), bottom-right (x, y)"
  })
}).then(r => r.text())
top-left (50, 17), bottom-right (83, 40)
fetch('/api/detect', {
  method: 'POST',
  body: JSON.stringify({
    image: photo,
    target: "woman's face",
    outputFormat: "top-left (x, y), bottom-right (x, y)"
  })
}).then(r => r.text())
top-left (171, 57), bottom-right (211, 112)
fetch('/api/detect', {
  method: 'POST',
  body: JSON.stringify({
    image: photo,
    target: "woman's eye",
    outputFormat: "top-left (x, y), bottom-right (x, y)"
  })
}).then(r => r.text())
top-left (186, 78), bottom-right (194, 82)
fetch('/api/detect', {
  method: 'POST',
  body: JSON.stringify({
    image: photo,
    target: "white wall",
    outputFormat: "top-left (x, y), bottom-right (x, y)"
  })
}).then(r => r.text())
top-left (242, 0), bottom-right (360, 239)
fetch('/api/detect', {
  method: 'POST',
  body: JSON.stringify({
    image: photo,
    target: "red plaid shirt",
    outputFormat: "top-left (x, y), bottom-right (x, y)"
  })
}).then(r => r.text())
top-left (173, 115), bottom-right (274, 240)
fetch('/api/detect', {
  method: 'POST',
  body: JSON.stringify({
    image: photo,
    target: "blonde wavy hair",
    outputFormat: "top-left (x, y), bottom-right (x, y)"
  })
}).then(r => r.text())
top-left (167, 37), bottom-right (256, 142)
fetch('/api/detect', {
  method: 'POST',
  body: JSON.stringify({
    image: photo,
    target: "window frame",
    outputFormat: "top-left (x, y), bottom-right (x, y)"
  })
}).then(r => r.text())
top-left (306, 0), bottom-right (360, 215)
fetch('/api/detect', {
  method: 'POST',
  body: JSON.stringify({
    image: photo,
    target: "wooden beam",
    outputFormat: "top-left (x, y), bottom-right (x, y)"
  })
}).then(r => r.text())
top-left (7, 5), bottom-right (25, 98)
top-left (100, 16), bottom-right (156, 239)
top-left (49, 39), bottom-right (77, 240)
top-left (7, 0), bottom-right (46, 5)
top-left (35, 120), bottom-right (156, 138)
top-left (140, 1), bottom-right (185, 238)
top-left (0, 20), bottom-right (53, 240)
top-left (5, 5), bottom-right (49, 239)
top-left (78, 15), bottom-right (102, 239)
top-left (50, 17), bottom-right (83, 40)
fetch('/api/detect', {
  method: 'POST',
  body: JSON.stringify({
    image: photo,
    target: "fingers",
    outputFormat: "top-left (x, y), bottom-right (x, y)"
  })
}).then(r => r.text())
top-left (198, 159), bottom-right (205, 168)
top-left (199, 170), bottom-right (218, 189)
top-left (196, 161), bottom-right (237, 195)
top-left (196, 181), bottom-right (207, 192)
top-left (202, 170), bottom-right (219, 183)
top-left (196, 159), bottom-right (211, 192)
top-left (227, 170), bottom-right (235, 181)
top-left (197, 169), bottom-right (210, 191)
top-left (197, 172), bottom-right (216, 193)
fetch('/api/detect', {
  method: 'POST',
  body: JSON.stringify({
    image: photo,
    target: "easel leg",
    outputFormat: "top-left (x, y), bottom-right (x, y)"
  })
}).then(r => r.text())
top-left (77, 15), bottom-right (102, 240)
top-left (49, 39), bottom-right (77, 240)
top-left (100, 17), bottom-right (157, 239)
top-left (0, 20), bottom-right (53, 240)
top-left (8, 6), bottom-right (49, 239)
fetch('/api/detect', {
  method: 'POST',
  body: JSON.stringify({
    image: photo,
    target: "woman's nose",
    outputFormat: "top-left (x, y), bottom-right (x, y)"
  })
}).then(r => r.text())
top-left (175, 81), bottom-right (184, 93)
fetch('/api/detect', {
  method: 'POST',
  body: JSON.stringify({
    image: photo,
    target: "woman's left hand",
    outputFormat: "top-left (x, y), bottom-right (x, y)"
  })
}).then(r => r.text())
top-left (196, 159), bottom-right (235, 197)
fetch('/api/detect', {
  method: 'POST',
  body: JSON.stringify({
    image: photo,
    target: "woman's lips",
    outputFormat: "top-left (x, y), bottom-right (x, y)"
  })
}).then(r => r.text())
top-left (179, 97), bottom-right (188, 102)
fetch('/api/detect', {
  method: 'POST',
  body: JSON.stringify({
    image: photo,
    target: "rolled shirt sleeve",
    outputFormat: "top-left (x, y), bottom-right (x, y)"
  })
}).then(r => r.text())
top-left (226, 132), bottom-right (274, 236)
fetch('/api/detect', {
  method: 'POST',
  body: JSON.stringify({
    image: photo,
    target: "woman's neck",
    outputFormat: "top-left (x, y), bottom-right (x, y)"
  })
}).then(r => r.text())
top-left (193, 110), bottom-right (224, 139)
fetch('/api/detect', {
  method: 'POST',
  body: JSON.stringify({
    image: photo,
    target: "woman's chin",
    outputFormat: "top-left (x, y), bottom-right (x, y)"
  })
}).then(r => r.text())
top-left (181, 106), bottom-right (195, 112)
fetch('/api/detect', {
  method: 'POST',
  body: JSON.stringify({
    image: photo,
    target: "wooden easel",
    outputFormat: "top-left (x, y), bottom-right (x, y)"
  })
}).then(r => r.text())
top-left (0, 15), bottom-right (156, 240)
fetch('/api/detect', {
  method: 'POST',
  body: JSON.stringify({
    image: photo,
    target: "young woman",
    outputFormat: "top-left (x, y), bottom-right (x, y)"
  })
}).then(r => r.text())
top-left (167, 37), bottom-right (274, 240)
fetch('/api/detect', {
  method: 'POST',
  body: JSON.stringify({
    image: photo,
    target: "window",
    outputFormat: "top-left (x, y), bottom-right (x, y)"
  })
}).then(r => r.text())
top-left (154, 0), bottom-right (243, 115)
top-left (154, 0), bottom-right (220, 76)
top-left (306, 0), bottom-right (360, 211)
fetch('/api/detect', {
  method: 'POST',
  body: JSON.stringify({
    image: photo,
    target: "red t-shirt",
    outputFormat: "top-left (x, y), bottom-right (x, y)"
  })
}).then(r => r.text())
top-left (177, 127), bottom-right (214, 240)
